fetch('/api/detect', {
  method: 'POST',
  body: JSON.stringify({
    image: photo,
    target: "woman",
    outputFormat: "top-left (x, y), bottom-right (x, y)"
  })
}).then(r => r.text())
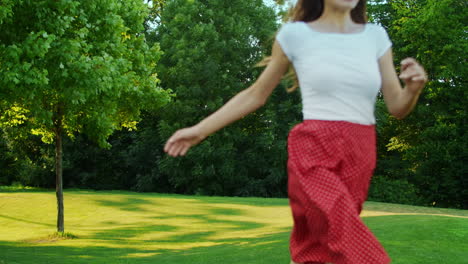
top-left (164, 0), bottom-right (427, 263)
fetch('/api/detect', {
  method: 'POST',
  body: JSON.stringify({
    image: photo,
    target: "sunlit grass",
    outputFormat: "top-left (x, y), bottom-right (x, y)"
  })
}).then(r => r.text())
top-left (0, 188), bottom-right (466, 264)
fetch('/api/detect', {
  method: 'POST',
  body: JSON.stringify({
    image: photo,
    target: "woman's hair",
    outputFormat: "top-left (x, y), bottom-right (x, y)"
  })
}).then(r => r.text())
top-left (259, 0), bottom-right (368, 93)
top-left (290, 0), bottom-right (367, 24)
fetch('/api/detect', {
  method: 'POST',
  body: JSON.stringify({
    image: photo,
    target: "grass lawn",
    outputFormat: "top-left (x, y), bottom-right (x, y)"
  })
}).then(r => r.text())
top-left (0, 187), bottom-right (467, 264)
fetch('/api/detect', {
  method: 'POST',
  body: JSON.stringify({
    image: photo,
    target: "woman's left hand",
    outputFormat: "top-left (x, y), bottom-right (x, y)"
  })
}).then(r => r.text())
top-left (399, 57), bottom-right (428, 94)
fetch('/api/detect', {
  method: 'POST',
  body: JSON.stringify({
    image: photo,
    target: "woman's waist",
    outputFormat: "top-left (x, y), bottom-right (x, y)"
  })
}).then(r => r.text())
top-left (291, 119), bottom-right (376, 137)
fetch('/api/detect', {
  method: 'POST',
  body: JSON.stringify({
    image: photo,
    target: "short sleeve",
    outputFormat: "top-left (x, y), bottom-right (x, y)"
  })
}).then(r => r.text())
top-left (375, 25), bottom-right (392, 58)
top-left (275, 23), bottom-right (295, 61)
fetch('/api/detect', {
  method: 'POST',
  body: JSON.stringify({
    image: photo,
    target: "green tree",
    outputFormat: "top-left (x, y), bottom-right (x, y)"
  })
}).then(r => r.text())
top-left (390, 0), bottom-right (467, 208)
top-left (367, 0), bottom-right (419, 205)
top-left (156, 0), bottom-right (300, 196)
top-left (59, 113), bottom-right (170, 193)
top-left (0, 0), bottom-right (171, 232)
top-left (368, 0), bottom-right (467, 208)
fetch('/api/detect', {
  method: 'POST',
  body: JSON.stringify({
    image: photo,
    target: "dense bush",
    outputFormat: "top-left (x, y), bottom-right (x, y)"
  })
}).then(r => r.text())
top-left (368, 176), bottom-right (423, 206)
top-left (0, 129), bottom-right (55, 188)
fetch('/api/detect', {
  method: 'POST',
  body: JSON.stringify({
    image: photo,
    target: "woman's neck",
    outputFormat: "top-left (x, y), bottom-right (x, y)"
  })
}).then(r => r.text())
top-left (315, 5), bottom-right (356, 33)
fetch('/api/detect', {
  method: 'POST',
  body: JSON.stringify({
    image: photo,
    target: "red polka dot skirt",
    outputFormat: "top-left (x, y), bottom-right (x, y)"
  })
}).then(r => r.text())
top-left (287, 120), bottom-right (391, 264)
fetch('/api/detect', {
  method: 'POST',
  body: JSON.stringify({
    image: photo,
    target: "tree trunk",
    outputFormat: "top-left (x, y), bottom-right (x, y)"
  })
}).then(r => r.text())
top-left (54, 111), bottom-right (64, 233)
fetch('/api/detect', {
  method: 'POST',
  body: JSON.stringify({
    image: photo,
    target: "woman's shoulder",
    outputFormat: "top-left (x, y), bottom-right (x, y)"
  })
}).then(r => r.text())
top-left (365, 23), bottom-right (393, 56)
top-left (277, 21), bottom-right (306, 36)
top-left (365, 23), bottom-right (389, 34)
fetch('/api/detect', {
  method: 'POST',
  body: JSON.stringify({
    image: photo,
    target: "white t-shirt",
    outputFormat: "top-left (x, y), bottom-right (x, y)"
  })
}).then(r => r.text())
top-left (276, 21), bottom-right (392, 125)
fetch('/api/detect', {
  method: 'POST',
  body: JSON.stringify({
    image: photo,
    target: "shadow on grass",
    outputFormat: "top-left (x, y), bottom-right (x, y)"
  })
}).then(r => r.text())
top-left (2, 189), bottom-right (467, 264)
top-left (0, 214), bottom-right (54, 227)
top-left (93, 197), bottom-right (159, 213)
top-left (0, 231), bottom-right (292, 264)
top-left (364, 215), bottom-right (467, 264)
top-left (193, 196), bottom-right (289, 207)
top-left (85, 211), bottom-right (268, 244)
top-left (1, 215), bottom-right (467, 264)
top-left (88, 193), bottom-right (272, 243)
top-left (154, 213), bottom-right (267, 230)
top-left (1, 187), bottom-right (290, 208)
top-left (87, 224), bottom-right (180, 241)
top-left (363, 201), bottom-right (468, 217)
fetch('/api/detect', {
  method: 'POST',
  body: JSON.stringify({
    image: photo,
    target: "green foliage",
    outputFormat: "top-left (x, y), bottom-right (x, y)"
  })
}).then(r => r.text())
top-left (0, 127), bottom-right (55, 187)
top-left (156, 0), bottom-right (299, 197)
top-left (370, 0), bottom-right (467, 209)
top-left (0, 0), bottom-right (173, 232)
top-left (368, 176), bottom-right (423, 205)
top-left (0, 0), bottom-right (15, 25)
top-left (0, 135), bottom-right (16, 185)
top-left (0, 0), bottom-right (172, 147)
top-left (60, 114), bottom-right (170, 192)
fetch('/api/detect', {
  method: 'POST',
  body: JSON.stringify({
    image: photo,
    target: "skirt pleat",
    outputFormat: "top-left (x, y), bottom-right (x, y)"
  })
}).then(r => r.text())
top-left (287, 120), bottom-right (391, 264)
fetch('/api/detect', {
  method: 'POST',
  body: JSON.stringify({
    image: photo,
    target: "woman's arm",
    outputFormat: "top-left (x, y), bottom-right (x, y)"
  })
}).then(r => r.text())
top-left (379, 48), bottom-right (428, 119)
top-left (164, 41), bottom-right (290, 157)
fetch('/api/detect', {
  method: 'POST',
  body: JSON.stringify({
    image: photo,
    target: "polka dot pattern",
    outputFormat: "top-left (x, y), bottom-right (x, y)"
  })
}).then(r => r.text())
top-left (287, 120), bottom-right (391, 264)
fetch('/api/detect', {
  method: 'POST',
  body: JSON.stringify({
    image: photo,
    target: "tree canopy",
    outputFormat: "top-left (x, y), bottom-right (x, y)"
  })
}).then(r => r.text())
top-left (370, 0), bottom-right (467, 208)
top-left (155, 0), bottom-right (300, 197)
top-left (0, 0), bottom-right (172, 231)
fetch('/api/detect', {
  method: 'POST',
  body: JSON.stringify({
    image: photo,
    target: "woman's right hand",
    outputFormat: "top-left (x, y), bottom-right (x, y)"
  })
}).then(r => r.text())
top-left (164, 125), bottom-right (206, 157)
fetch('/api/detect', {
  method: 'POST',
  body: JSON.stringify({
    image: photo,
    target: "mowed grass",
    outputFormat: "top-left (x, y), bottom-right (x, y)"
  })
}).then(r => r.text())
top-left (0, 188), bottom-right (467, 264)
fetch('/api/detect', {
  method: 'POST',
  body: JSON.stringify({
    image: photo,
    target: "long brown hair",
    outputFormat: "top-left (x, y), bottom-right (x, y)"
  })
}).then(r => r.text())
top-left (290, 0), bottom-right (367, 23)
top-left (259, 0), bottom-right (368, 92)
